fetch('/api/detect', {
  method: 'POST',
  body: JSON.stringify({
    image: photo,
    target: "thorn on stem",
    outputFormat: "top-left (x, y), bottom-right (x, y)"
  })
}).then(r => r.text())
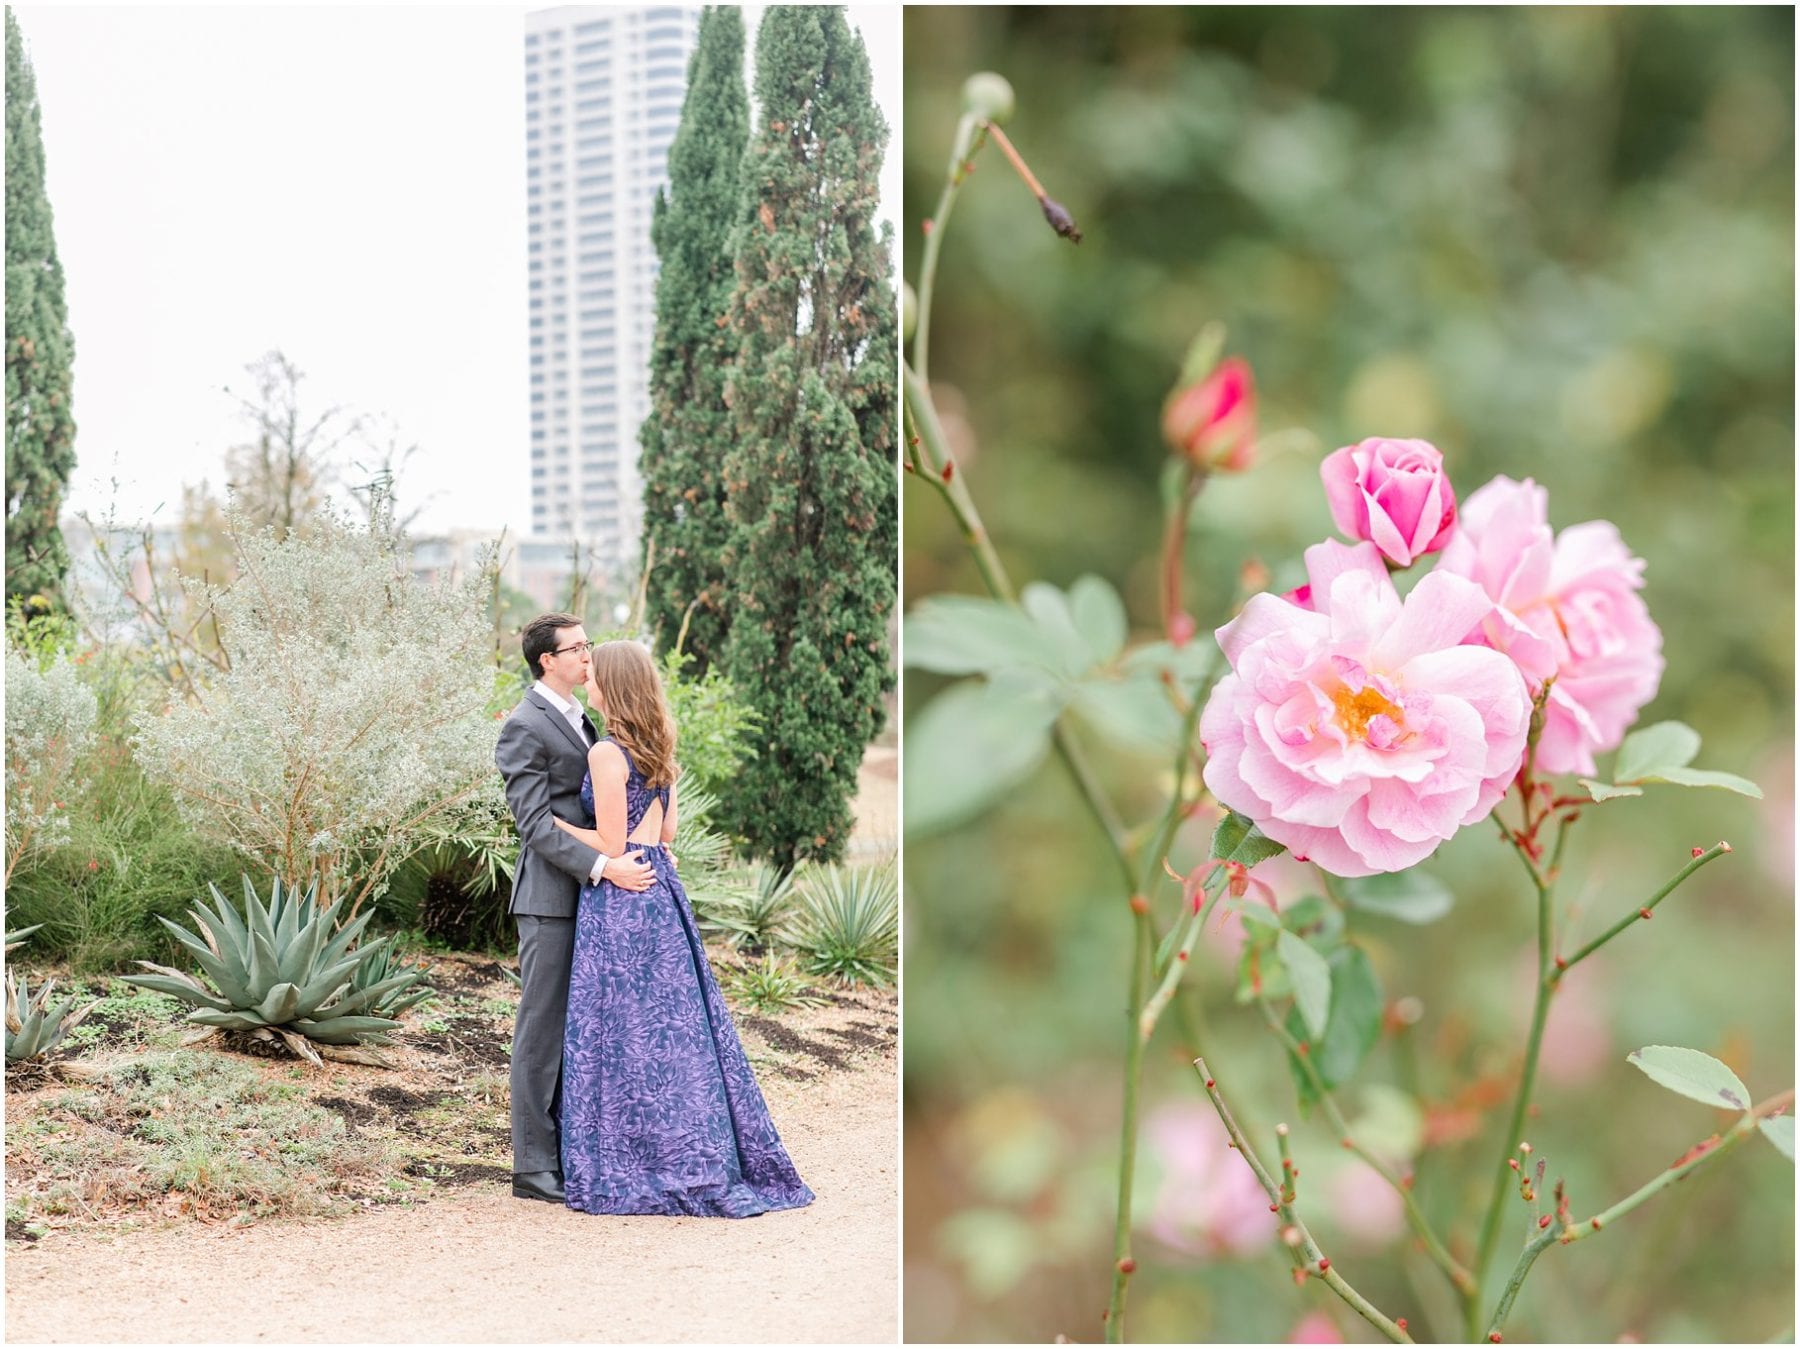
top-left (1117, 1257), bottom-right (1136, 1274)
top-left (1538, 1214), bottom-right (1552, 1228)
top-left (1508, 1159), bottom-right (1519, 1171)
top-left (1130, 894), bottom-right (1149, 915)
top-left (1639, 907), bottom-right (1653, 920)
top-left (1489, 1334), bottom-right (1503, 1343)
top-left (941, 462), bottom-right (955, 484)
top-left (921, 218), bottom-right (934, 235)
top-left (1591, 1216), bottom-right (1603, 1229)
top-left (1554, 955), bottom-right (1567, 970)
top-left (1317, 1257), bottom-right (1330, 1272)
top-left (1204, 1077), bottom-right (1215, 1089)
top-left (1396, 1318), bottom-right (1408, 1332)
top-left (1692, 846), bottom-right (1704, 858)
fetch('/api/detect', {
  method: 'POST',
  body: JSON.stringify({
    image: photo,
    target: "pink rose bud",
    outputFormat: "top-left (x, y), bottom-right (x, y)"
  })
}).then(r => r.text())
top-left (1320, 437), bottom-right (1458, 567)
top-left (1162, 356), bottom-right (1257, 472)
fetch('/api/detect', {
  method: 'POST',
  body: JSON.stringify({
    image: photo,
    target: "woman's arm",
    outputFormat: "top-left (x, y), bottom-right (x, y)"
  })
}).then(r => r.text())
top-left (660, 779), bottom-right (679, 844)
top-left (551, 817), bottom-right (605, 852)
top-left (587, 742), bottom-right (630, 857)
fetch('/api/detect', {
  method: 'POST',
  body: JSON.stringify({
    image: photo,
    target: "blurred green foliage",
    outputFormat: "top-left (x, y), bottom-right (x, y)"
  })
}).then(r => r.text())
top-left (903, 7), bottom-right (1792, 1343)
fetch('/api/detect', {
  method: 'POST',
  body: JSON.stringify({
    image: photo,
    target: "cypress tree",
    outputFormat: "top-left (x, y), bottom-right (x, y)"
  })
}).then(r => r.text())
top-left (718, 7), bottom-right (897, 870)
top-left (5, 11), bottom-right (77, 607)
top-left (638, 6), bottom-right (749, 672)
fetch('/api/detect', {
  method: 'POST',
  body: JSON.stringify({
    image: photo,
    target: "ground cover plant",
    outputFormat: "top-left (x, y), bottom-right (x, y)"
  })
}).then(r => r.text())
top-left (902, 41), bottom-right (1791, 1345)
top-left (4, 950), bottom-right (895, 1243)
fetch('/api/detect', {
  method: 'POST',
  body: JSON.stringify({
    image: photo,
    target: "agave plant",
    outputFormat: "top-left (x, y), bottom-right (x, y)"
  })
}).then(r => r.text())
top-left (722, 951), bottom-right (825, 1014)
top-left (689, 861), bottom-right (800, 951)
top-left (350, 940), bottom-right (434, 1018)
top-left (121, 875), bottom-right (422, 1066)
top-left (5, 924), bottom-right (43, 954)
top-left (790, 861), bottom-right (898, 987)
top-left (5, 970), bottom-right (97, 1066)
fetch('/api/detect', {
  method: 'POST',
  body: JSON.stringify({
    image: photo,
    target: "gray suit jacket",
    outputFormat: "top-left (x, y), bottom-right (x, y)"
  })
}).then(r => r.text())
top-left (495, 690), bottom-right (601, 918)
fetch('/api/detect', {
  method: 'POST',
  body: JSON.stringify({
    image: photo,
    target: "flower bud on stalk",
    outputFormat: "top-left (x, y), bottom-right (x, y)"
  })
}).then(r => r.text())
top-left (1162, 354), bottom-right (1257, 472)
top-left (961, 72), bottom-right (1015, 124)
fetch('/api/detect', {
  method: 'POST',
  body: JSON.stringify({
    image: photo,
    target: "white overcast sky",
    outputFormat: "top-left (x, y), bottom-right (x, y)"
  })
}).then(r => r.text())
top-left (16, 4), bottom-right (901, 536)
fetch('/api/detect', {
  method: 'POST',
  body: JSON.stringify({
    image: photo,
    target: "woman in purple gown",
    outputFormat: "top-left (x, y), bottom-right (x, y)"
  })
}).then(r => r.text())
top-left (550, 639), bottom-right (814, 1217)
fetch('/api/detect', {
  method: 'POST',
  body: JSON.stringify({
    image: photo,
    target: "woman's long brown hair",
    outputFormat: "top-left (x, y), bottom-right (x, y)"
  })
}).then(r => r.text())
top-left (587, 640), bottom-right (679, 788)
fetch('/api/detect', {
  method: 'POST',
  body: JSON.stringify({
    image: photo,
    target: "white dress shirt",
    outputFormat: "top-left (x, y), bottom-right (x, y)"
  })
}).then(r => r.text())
top-left (532, 680), bottom-right (609, 884)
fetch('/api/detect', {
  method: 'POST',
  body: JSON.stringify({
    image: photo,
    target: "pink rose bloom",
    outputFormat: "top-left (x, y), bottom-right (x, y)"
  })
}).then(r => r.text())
top-left (1321, 437), bottom-right (1458, 567)
top-left (1200, 540), bottom-right (1531, 877)
top-left (1143, 1102), bottom-right (1277, 1257)
top-left (1287, 1312), bottom-right (1345, 1344)
top-left (1162, 356), bottom-right (1257, 472)
top-left (1435, 476), bottom-right (1663, 777)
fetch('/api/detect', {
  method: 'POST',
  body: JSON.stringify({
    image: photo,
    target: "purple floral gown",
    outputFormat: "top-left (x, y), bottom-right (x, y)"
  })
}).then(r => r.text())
top-left (560, 741), bottom-right (814, 1217)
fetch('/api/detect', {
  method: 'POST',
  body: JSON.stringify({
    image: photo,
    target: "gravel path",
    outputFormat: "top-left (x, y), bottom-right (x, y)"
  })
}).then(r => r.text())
top-left (6, 1063), bottom-right (896, 1344)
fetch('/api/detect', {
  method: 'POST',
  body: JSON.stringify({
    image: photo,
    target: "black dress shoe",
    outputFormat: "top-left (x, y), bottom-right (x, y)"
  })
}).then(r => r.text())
top-left (512, 1169), bottom-right (566, 1203)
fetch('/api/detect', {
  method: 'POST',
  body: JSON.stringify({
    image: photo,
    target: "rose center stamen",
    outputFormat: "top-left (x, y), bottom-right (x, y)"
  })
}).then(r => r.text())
top-left (1331, 682), bottom-right (1403, 742)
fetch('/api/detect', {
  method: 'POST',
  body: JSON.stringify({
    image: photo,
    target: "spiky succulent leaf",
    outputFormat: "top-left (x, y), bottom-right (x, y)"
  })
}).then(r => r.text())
top-left (187, 1008), bottom-right (273, 1029)
top-left (292, 1014), bottom-right (402, 1044)
top-left (5, 923), bottom-right (43, 953)
top-left (156, 915), bottom-right (251, 1006)
top-left (120, 962), bottom-right (235, 1012)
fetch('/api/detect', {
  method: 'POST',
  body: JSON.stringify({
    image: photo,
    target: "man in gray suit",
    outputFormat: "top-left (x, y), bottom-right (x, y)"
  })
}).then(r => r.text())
top-left (495, 612), bottom-right (654, 1204)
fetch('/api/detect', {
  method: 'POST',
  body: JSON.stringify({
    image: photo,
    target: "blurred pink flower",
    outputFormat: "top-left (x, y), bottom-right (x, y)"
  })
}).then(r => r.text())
top-left (1287, 1311), bottom-right (1345, 1343)
top-left (1435, 476), bottom-right (1663, 778)
top-left (1142, 1101), bottom-right (1277, 1258)
top-left (1515, 947), bottom-right (1612, 1086)
top-left (1162, 356), bottom-right (1257, 472)
top-left (1321, 437), bottom-right (1458, 568)
top-left (1327, 1162), bottom-right (1406, 1249)
top-left (1200, 540), bottom-right (1531, 877)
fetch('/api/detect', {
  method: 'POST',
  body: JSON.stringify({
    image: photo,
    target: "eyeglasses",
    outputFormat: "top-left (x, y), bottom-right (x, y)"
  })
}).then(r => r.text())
top-left (550, 640), bottom-right (594, 656)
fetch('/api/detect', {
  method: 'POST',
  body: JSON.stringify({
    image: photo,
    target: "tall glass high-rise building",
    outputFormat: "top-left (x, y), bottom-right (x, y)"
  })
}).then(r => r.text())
top-left (526, 6), bottom-right (701, 567)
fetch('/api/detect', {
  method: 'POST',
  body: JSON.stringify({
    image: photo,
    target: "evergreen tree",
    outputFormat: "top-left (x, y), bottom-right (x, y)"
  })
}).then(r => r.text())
top-left (5, 11), bottom-right (77, 607)
top-left (638, 6), bottom-right (749, 672)
top-left (718, 7), bottom-right (897, 870)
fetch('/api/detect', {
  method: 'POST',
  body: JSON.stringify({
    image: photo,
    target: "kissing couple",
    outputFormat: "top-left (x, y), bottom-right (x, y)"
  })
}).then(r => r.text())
top-left (493, 612), bottom-right (814, 1217)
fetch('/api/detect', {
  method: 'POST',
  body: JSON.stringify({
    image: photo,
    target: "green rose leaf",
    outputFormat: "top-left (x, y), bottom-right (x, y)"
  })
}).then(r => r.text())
top-left (1626, 1044), bottom-right (1751, 1113)
top-left (1286, 944), bottom-right (1382, 1101)
top-left (1022, 582), bottom-right (1097, 679)
top-left (1345, 1083), bottom-right (1424, 1163)
top-left (1580, 778), bottom-right (1643, 803)
top-left (1338, 869), bottom-right (1454, 924)
top-left (1280, 894), bottom-right (1345, 952)
top-left (903, 596), bottom-right (1065, 676)
top-left (1072, 675), bottom-right (1185, 754)
top-left (1121, 638), bottom-right (1218, 686)
top-left (1068, 575), bottom-right (1128, 666)
top-left (1637, 767), bottom-right (1763, 798)
top-left (1615, 721), bottom-right (1702, 783)
top-left (1212, 809), bottom-right (1287, 867)
top-left (1757, 1115), bottom-right (1794, 1162)
top-left (1237, 940), bottom-right (1290, 1004)
top-left (1278, 929), bottom-right (1332, 1040)
top-left (904, 677), bottom-right (1063, 837)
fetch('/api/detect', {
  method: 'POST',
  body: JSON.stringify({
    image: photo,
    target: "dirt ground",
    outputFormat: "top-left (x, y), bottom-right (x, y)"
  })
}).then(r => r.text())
top-left (6, 1056), bottom-right (895, 1344)
top-left (6, 745), bottom-right (900, 1344)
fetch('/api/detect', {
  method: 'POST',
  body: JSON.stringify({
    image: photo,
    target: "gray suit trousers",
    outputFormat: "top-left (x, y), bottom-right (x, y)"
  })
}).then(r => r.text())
top-left (512, 913), bottom-right (576, 1173)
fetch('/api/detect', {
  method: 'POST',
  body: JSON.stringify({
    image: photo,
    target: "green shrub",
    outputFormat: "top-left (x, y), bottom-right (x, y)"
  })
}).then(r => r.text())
top-left (722, 952), bottom-right (824, 1014)
top-left (689, 860), bottom-right (800, 951)
top-left (121, 875), bottom-right (425, 1065)
top-left (4, 699), bottom-right (242, 973)
top-left (789, 860), bottom-right (898, 986)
